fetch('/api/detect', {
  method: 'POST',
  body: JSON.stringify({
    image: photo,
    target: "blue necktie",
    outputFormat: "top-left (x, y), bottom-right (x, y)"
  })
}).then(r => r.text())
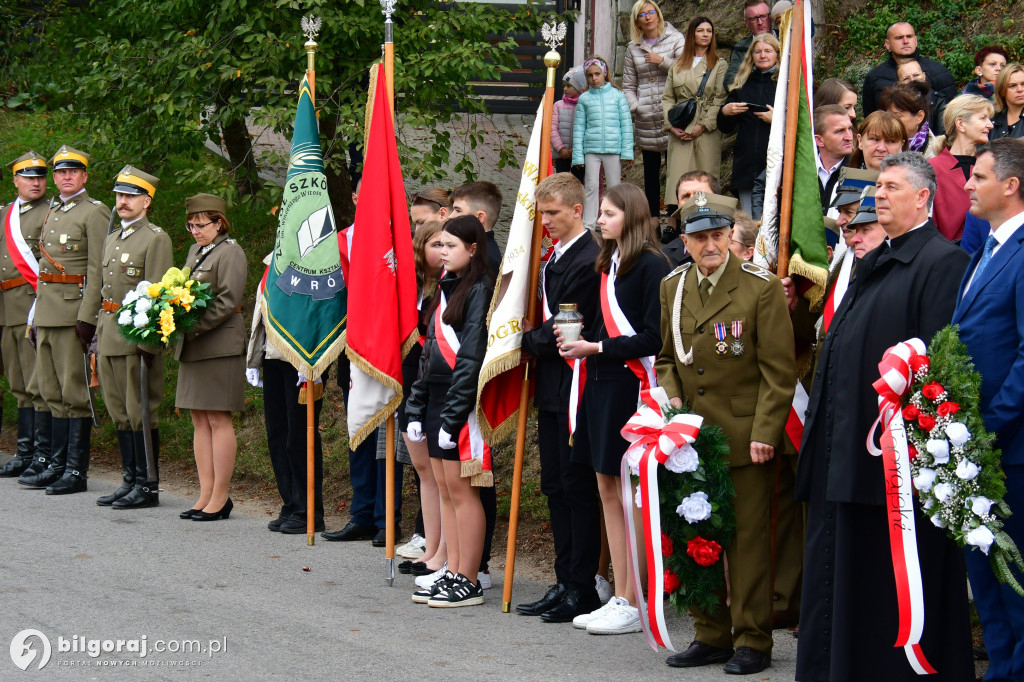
top-left (973, 234), bottom-right (999, 284)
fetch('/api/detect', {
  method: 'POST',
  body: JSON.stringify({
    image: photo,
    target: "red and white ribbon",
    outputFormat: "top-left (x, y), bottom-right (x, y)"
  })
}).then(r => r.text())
top-left (866, 338), bottom-right (936, 675)
top-left (542, 283), bottom-right (586, 435)
top-left (602, 251), bottom-right (656, 390)
top-left (619, 388), bottom-right (703, 652)
top-left (4, 200), bottom-right (39, 291)
top-left (785, 382), bottom-right (809, 452)
top-left (434, 291), bottom-right (492, 480)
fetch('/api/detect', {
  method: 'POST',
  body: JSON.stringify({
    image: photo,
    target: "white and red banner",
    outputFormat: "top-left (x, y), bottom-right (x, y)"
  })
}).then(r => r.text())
top-left (345, 66), bottom-right (419, 448)
top-left (785, 382), bottom-right (809, 452)
top-left (620, 388), bottom-right (704, 652)
top-left (601, 253), bottom-right (657, 389)
top-left (4, 200), bottom-right (39, 291)
top-left (475, 102), bottom-right (552, 442)
top-left (867, 338), bottom-right (936, 675)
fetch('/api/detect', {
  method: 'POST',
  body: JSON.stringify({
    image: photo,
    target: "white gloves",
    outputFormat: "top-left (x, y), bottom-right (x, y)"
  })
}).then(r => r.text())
top-left (245, 368), bottom-right (263, 387)
top-left (407, 421), bottom-right (425, 442)
top-left (438, 427), bottom-right (457, 450)
top-left (296, 373), bottom-right (323, 387)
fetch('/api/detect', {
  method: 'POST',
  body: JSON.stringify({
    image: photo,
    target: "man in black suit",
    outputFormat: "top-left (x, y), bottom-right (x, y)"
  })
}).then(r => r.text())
top-left (861, 21), bottom-right (956, 115)
top-left (814, 105), bottom-right (854, 209)
top-left (516, 173), bottom-right (604, 622)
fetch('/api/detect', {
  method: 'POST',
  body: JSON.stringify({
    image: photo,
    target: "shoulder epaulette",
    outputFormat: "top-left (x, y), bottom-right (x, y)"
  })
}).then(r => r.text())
top-left (91, 199), bottom-right (105, 206)
top-left (663, 262), bottom-right (691, 282)
top-left (741, 262), bottom-right (773, 281)
top-left (226, 238), bottom-right (237, 244)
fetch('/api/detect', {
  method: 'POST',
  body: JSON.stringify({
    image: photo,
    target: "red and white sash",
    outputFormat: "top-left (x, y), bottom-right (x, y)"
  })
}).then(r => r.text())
top-left (821, 252), bottom-right (852, 334)
top-left (434, 291), bottom-right (492, 485)
top-left (3, 200), bottom-right (39, 291)
top-left (785, 382), bottom-right (809, 452)
top-left (866, 339), bottom-right (936, 675)
top-left (601, 252), bottom-right (657, 389)
top-left (542, 278), bottom-right (586, 435)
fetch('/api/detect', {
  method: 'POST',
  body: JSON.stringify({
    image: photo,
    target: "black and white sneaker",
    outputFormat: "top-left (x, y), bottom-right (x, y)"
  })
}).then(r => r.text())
top-left (428, 573), bottom-right (484, 608)
top-left (412, 570), bottom-right (456, 604)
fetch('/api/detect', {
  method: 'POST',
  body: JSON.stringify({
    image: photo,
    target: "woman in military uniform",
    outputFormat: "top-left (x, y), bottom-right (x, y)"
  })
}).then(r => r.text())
top-left (176, 194), bottom-right (247, 521)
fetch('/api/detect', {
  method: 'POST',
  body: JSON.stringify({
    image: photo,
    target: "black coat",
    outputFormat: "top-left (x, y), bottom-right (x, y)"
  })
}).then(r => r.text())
top-left (796, 222), bottom-right (970, 505)
top-left (405, 273), bottom-right (493, 435)
top-left (861, 51), bottom-right (957, 115)
top-left (717, 68), bottom-right (777, 190)
top-left (991, 109), bottom-right (1024, 140)
top-left (662, 238), bottom-right (693, 268)
top-left (585, 250), bottom-right (671, 382)
top-left (521, 231), bottom-right (601, 412)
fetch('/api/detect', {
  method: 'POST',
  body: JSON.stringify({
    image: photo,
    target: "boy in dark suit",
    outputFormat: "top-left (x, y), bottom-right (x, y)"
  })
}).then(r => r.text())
top-left (516, 173), bottom-right (604, 622)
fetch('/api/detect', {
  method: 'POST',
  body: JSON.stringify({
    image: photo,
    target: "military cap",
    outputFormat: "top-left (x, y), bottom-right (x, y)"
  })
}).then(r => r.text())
top-left (185, 193), bottom-right (226, 216)
top-left (848, 186), bottom-right (878, 226)
top-left (8, 151), bottom-right (48, 178)
top-left (50, 145), bottom-right (90, 170)
top-left (113, 165), bottom-right (159, 197)
top-left (677, 191), bottom-right (738, 234)
top-left (831, 168), bottom-right (879, 208)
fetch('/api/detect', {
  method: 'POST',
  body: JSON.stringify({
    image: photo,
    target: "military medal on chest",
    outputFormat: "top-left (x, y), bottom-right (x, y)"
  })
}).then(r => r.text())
top-left (713, 322), bottom-right (729, 356)
top-left (730, 320), bottom-right (744, 356)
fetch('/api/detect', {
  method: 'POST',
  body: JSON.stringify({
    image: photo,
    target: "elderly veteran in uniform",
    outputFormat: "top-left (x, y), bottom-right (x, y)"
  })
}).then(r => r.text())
top-left (176, 193), bottom-right (247, 522)
top-left (655, 192), bottom-right (794, 675)
top-left (19, 146), bottom-right (109, 494)
top-left (94, 167), bottom-right (173, 509)
top-left (0, 152), bottom-right (49, 478)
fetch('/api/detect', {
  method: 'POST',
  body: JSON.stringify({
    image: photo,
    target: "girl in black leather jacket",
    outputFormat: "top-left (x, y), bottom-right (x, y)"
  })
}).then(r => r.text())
top-left (405, 215), bottom-right (494, 608)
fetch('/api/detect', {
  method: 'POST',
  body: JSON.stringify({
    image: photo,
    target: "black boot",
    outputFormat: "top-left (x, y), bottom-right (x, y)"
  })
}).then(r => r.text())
top-left (113, 429), bottom-right (159, 509)
top-left (97, 431), bottom-right (136, 505)
top-left (0, 407), bottom-right (35, 477)
top-left (19, 415), bottom-right (65, 488)
top-left (46, 417), bottom-right (90, 495)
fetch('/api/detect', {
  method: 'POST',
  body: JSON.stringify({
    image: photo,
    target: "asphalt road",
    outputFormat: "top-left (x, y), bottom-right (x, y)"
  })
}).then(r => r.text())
top-left (0, 462), bottom-right (798, 680)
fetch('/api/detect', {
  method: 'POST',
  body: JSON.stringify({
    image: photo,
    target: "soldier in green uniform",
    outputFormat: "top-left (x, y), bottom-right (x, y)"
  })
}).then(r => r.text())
top-left (0, 152), bottom-right (49, 478)
top-left (655, 192), bottom-right (795, 675)
top-left (19, 146), bottom-right (109, 494)
top-left (95, 166), bottom-right (172, 509)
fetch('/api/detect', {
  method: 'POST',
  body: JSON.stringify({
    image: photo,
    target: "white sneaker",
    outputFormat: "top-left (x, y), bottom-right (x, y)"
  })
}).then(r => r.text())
top-left (477, 570), bottom-right (492, 590)
top-left (572, 597), bottom-right (619, 630)
top-left (415, 563), bottom-right (447, 589)
top-left (396, 534), bottom-right (426, 559)
top-left (586, 597), bottom-right (641, 635)
top-left (595, 575), bottom-right (613, 603)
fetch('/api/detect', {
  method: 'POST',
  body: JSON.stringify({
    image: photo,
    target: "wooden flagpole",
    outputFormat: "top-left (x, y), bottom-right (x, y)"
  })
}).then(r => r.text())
top-left (776, 0), bottom-right (803, 279)
top-left (381, 0), bottom-right (398, 586)
top-left (303, 17), bottom-right (321, 547)
top-left (501, 25), bottom-right (563, 613)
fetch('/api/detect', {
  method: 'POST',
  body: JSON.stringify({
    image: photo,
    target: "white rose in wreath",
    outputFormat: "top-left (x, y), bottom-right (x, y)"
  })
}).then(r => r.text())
top-left (926, 438), bottom-right (950, 465)
top-left (930, 513), bottom-right (946, 528)
top-left (133, 311), bottom-right (150, 329)
top-left (634, 486), bottom-right (642, 509)
top-left (969, 496), bottom-right (995, 517)
top-left (966, 526), bottom-right (995, 555)
top-left (933, 482), bottom-right (953, 503)
top-left (135, 280), bottom-right (152, 294)
top-left (676, 491), bottom-right (713, 524)
top-left (913, 467), bottom-right (937, 493)
top-left (664, 443), bottom-right (699, 474)
top-left (624, 447), bottom-right (643, 476)
top-left (955, 459), bottom-right (980, 481)
top-left (945, 422), bottom-right (971, 447)
top-left (121, 290), bottom-right (139, 305)
top-left (117, 309), bottom-right (133, 326)
top-left (134, 297), bottom-right (152, 314)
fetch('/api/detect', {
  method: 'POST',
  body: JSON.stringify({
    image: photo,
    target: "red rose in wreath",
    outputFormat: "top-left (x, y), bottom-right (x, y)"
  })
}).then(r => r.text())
top-left (917, 414), bottom-right (937, 433)
top-left (686, 536), bottom-right (722, 567)
top-left (937, 401), bottom-right (960, 417)
top-left (664, 569), bottom-right (681, 594)
top-left (909, 355), bottom-right (930, 374)
top-left (903, 404), bottom-right (920, 421)
top-left (662, 532), bottom-right (674, 557)
top-left (921, 382), bottom-right (945, 401)
top-left (908, 443), bottom-right (918, 460)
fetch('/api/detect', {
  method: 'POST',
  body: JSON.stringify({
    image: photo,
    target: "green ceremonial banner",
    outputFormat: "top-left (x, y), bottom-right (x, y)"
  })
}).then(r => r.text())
top-left (787, 50), bottom-right (829, 308)
top-left (262, 74), bottom-right (347, 378)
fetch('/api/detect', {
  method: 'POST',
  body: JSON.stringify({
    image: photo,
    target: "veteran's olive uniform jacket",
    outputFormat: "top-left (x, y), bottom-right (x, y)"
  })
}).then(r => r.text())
top-left (0, 198), bottom-right (45, 325)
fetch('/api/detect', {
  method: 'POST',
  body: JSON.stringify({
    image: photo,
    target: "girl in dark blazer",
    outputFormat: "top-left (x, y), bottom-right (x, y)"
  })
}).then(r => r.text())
top-left (558, 183), bottom-right (671, 634)
top-left (176, 193), bottom-right (247, 521)
top-left (405, 215), bottom-right (493, 608)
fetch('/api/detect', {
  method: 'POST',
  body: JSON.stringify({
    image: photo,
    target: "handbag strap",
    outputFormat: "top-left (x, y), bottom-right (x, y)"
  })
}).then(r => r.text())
top-left (695, 67), bottom-right (712, 97)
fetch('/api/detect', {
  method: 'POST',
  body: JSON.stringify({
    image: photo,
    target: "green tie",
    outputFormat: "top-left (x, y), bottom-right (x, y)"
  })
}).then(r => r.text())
top-left (698, 278), bottom-right (712, 306)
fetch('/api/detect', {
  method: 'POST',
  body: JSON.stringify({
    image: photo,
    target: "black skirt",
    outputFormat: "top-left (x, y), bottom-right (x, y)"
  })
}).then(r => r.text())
top-left (423, 380), bottom-right (460, 462)
top-left (570, 375), bottom-right (640, 476)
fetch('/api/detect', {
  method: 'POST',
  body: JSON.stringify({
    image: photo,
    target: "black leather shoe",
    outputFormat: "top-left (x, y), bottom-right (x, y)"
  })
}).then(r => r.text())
top-left (268, 514), bottom-right (287, 531)
top-left (192, 498), bottom-right (232, 521)
top-left (723, 647), bottom-right (770, 675)
top-left (372, 527), bottom-right (400, 547)
top-left (540, 587), bottom-right (602, 623)
top-left (666, 641), bottom-right (734, 668)
top-left (321, 520), bottom-right (375, 541)
top-left (181, 508), bottom-right (202, 520)
top-left (515, 583), bottom-right (567, 616)
top-left (278, 516), bottom-right (326, 534)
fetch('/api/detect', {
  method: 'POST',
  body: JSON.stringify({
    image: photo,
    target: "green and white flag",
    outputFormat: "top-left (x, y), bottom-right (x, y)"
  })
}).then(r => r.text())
top-left (262, 74), bottom-right (347, 378)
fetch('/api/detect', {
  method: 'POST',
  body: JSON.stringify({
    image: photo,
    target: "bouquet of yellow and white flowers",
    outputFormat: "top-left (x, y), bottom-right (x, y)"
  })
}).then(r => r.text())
top-left (117, 266), bottom-right (213, 346)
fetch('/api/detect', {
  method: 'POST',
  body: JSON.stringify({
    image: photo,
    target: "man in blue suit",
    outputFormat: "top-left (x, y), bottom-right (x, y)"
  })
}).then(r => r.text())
top-left (954, 137), bottom-right (1024, 682)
